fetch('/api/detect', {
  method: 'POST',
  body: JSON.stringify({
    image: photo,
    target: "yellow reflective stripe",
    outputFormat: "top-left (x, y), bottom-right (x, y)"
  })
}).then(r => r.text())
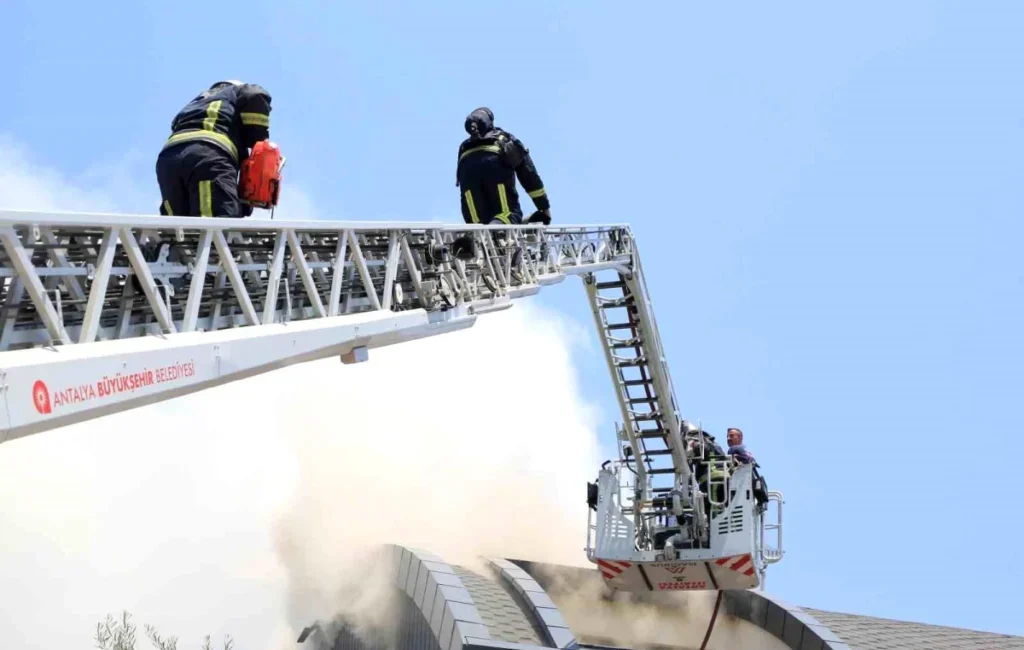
top-left (528, 187), bottom-right (546, 199)
top-left (495, 183), bottom-right (511, 224)
top-left (464, 190), bottom-right (479, 224)
top-left (241, 112), bottom-right (270, 127)
top-left (203, 100), bottom-right (223, 132)
top-left (497, 183), bottom-right (509, 214)
top-left (459, 144), bottom-right (500, 161)
top-left (163, 200), bottom-right (173, 216)
top-left (163, 130), bottom-right (239, 161)
top-left (198, 181), bottom-right (213, 217)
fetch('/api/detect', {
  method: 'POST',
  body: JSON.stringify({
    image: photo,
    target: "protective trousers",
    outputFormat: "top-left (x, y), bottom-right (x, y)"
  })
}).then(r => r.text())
top-left (458, 153), bottom-right (523, 225)
top-left (156, 141), bottom-right (245, 218)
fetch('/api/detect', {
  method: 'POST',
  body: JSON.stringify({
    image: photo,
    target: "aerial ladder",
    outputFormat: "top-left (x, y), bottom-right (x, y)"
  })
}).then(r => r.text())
top-left (0, 208), bottom-right (782, 592)
top-left (582, 256), bottom-right (784, 592)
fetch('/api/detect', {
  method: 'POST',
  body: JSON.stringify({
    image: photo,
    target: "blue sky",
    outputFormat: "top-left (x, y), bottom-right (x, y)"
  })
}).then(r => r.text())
top-left (2, 0), bottom-right (1023, 638)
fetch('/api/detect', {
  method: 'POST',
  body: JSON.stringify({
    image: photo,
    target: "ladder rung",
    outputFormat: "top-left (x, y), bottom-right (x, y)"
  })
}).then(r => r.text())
top-left (623, 379), bottom-right (653, 387)
top-left (599, 298), bottom-right (632, 309)
top-left (632, 413), bottom-right (662, 422)
top-left (611, 339), bottom-right (642, 349)
top-left (595, 281), bottom-right (626, 290)
top-left (615, 357), bottom-right (647, 367)
top-left (638, 430), bottom-right (667, 439)
top-left (642, 449), bottom-right (673, 456)
top-left (628, 396), bottom-right (655, 404)
top-left (649, 468), bottom-right (675, 475)
top-left (607, 322), bottom-right (636, 331)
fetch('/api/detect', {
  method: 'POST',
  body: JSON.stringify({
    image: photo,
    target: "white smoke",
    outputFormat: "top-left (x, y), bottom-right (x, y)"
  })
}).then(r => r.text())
top-left (0, 135), bottom-right (604, 649)
top-left (532, 565), bottom-right (792, 650)
top-left (270, 305), bottom-right (603, 642)
top-left (0, 304), bottom-right (602, 650)
top-left (0, 134), bottom-right (133, 212)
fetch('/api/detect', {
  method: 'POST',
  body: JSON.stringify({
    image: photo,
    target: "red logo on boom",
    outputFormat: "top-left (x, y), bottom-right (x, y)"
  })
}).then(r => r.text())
top-left (664, 565), bottom-right (687, 574)
top-left (32, 380), bottom-right (51, 414)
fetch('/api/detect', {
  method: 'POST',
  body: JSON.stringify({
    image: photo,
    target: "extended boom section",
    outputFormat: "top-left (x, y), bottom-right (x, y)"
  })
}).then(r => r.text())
top-left (0, 210), bottom-right (631, 442)
top-left (583, 258), bottom-right (785, 592)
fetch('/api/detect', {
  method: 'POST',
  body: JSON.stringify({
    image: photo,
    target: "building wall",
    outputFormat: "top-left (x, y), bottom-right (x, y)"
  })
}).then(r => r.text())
top-left (317, 595), bottom-right (442, 650)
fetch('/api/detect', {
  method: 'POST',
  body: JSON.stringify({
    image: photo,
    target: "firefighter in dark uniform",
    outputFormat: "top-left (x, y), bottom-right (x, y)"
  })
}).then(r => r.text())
top-left (456, 108), bottom-right (551, 226)
top-left (156, 80), bottom-right (272, 218)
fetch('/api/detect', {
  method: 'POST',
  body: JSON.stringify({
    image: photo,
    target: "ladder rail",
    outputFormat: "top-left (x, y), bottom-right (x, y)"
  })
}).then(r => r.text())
top-left (585, 278), bottom-right (648, 504)
top-left (620, 256), bottom-right (692, 484)
top-left (0, 209), bottom-right (630, 234)
top-left (0, 216), bottom-right (629, 345)
top-left (584, 244), bottom-right (703, 544)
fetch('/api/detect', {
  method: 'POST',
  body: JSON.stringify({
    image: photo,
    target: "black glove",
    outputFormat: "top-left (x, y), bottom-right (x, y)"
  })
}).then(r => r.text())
top-left (526, 209), bottom-right (551, 226)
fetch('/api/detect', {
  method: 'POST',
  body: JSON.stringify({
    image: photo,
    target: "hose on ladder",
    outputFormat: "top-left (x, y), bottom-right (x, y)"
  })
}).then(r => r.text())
top-left (699, 590), bottom-right (724, 650)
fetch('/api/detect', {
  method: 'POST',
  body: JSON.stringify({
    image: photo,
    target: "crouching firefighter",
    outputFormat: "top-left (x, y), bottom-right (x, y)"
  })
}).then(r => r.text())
top-left (156, 80), bottom-right (274, 218)
top-left (456, 108), bottom-right (551, 226)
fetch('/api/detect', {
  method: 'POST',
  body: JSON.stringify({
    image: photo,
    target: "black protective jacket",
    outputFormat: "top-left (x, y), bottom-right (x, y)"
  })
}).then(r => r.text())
top-left (162, 82), bottom-right (272, 167)
top-left (456, 110), bottom-right (549, 225)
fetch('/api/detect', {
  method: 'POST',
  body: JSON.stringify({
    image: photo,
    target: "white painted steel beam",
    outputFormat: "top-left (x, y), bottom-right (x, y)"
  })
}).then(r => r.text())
top-left (0, 211), bottom-right (661, 462)
top-left (1, 307), bottom-right (477, 444)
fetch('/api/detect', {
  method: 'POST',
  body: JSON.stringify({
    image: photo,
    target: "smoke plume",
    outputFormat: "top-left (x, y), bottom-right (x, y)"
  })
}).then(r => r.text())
top-left (268, 302), bottom-right (604, 643)
top-left (531, 565), bottom-right (790, 650)
top-left (0, 295), bottom-right (605, 649)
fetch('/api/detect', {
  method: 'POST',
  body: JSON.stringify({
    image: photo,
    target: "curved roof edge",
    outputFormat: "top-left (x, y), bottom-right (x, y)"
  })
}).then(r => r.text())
top-left (487, 557), bottom-right (578, 648)
top-left (299, 545), bottom-right (582, 650)
top-left (298, 548), bottom-right (1024, 650)
top-left (392, 545), bottom-right (493, 649)
top-left (719, 588), bottom-right (848, 650)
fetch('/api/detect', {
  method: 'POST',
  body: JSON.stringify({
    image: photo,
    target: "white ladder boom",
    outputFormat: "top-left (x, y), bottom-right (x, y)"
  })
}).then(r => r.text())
top-left (0, 210), bottom-right (659, 445)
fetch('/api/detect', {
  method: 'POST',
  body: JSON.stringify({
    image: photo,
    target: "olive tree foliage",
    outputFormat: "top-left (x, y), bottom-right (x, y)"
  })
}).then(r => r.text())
top-left (94, 611), bottom-right (234, 650)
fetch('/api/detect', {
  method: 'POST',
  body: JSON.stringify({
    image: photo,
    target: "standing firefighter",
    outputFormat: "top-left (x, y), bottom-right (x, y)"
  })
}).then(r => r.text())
top-left (456, 108), bottom-right (551, 226)
top-left (156, 80), bottom-right (272, 218)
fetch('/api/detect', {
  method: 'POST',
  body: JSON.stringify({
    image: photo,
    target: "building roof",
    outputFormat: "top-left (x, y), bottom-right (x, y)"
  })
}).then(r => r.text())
top-left (301, 548), bottom-right (1024, 650)
top-left (803, 607), bottom-right (1024, 650)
